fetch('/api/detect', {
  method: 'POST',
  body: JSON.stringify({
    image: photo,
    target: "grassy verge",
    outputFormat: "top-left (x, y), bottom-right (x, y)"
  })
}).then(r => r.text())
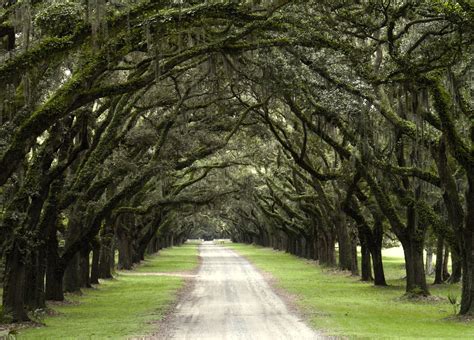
top-left (17, 244), bottom-right (199, 339)
top-left (228, 243), bottom-right (472, 339)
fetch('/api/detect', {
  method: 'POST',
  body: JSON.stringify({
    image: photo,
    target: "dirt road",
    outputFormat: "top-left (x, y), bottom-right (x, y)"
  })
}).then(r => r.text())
top-left (163, 243), bottom-right (321, 339)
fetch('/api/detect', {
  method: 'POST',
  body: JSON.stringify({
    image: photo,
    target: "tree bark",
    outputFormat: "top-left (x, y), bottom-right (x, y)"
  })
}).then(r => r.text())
top-left (45, 224), bottom-right (64, 301)
top-left (443, 247), bottom-right (451, 282)
top-left (433, 236), bottom-right (445, 284)
top-left (117, 227), bottom-right (133, 270)
top-left (448, 248), bottom-right (462, 284)
top-left (460, 176), bottom-right (474, 315)
top-left (98, 221), bottom-right (114, 279)
top-left (90, 241), bottom-right (100, 284)
top-left (361, 240), bottom-right (373, 281)
top-left (425, 248), bottom-right (434, 276)
top-left (63, 253), bottom-right (81, 293)
top-left (350, 234), bottom-right (359, 276)
top-left (24, 250), bottom-right (46, 310)
top-left (45, 258), bottom-right (64, 301)
top-left (2, 242), bottom-right (29, 321)
top-left (401, 236), bottom-right (429, 295)
top-left (79, 246), bottom-right (91, 288)
top-left (335, 215), bottom-right (352, 271)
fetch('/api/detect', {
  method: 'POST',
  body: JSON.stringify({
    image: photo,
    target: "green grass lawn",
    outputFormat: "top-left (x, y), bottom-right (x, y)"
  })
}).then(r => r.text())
top-left (18, 244), bottom-right (199, 339)
top-left (228, 243), bottom-right (472, 339)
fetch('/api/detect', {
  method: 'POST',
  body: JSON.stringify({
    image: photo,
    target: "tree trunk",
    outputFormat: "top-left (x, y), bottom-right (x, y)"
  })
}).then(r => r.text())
top-left (400, 195), bottom-right (429, 296)
top-left (117, 228), bottom-right (133, 270)
top-left (335, 215), bottom-right (352, 271)
top-left (25, 250), bottom-right (46, 310)
top-left (98, 224), bottom-right (114, 279)
top-left (317, 233), bottom-right (329, 265)
top-left (110, 240), bottom-right (116, 271)
top-left (351, 235), bottom-right (359, 276)
top-left (448, 249), bottom-right (462, 284)
top-left (319, 231), bottom-right (336, 266)
top-left (460, 176), bottom-right (474, 315)
top-left (425, 248), bottom-right (434, 276)
top-left (45, 226), bottom-right (64, 301)
top-left (311, 233), bottom-right (318, 261)
top-left (2, 242), bottom-right (29, 321)
top-left (43, 178), bottom-right (65, 301)
top-left (146, 236), bottom-right (155, 255)
top-left (342, 198), bottom-right (386, 285)
top-left (434, 236), bottom-right (445, 284)
top-left (361, 241), bottom-right (373, 281)
top-left (402, 238), bottom-right (429, 296)
top-left (90, 241), bottom-right (100, 284)
top-left (371, 221), bottom-right (387, 286)
top-left (79, 246), bottom-right (91, 288)
top-left (45, 259), bottom-right (64, 301)
top-left (371, 248), bottom-right (386, 286)
top-left (63, 253), bottom-right (81, 293)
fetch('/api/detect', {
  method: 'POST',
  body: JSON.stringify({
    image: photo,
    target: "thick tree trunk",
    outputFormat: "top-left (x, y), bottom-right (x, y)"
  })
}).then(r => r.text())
top-left (371, 248), bottom-right (386, 286)
top-left (297, 236), bottom-right (304, 257)
top-left (43, 178), bottom-right (65, 301)
top-left (45, 259), bottom-right (64, 301)
top-left (274, 234), bottom-right (280, 251)
top-left (281, 232), bottom-right (288, 253)
top-left (311, 233), bottom-right (318, 261)
top-left (317, 234), bottom-right (328, 265)
top-left (146, 236), bottom-right (155, 255)
top-left (45, 227), bottom-right (64, 301)
top-left (90, 241), bottom-right (100, 284)
top-left (371, 221), bottom-right (387, 286)
top-left (434, 138), bottom-right (466, 296)
top-left (460, 176), bottom-right (474, 315)
top-left (441, 245), bottom-right (450, 282)
top-left (99, 224), bottom-right (114, 279)
top-left (79, 246), bottom-right (91, 288)
top-left (63, 253), bottom-right (81, 293)
top-left (448, 249), bottom-right (462, 284)
top-left (117, 228), bottom-right (133, 270)
top-left (342, 197), bottom-right (386, 285)
top-left (2, 242), bottom-right (29, 321)
top-left (402, 238), bottom-right (429, 296)
top-left (399, 194), bottom-right (429, 296)
top-left (434, 236), bottom-right (445, 284)
top-left (361, 241), bottom-right (373, 281)
top-left (318, 231), bottom-right (336, 266)
top-left (335, 215), bottom-right (352, 271)
top-left (25, 250), bottom-right (46, 310)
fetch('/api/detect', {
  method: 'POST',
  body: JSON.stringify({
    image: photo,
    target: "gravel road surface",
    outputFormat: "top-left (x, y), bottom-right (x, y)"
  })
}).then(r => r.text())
top-left (163, 242), bottom-right (321, 340)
